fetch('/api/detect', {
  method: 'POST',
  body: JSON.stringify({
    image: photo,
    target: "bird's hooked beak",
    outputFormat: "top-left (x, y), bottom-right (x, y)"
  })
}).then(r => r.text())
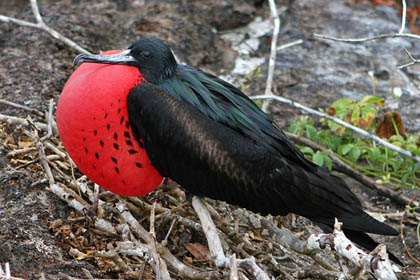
top-left (73, 50), bottom-right (137, 67)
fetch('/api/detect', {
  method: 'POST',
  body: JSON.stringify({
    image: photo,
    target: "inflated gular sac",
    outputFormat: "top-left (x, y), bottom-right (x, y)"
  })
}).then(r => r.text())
top-left (56, 50), bottom-right (163, 196)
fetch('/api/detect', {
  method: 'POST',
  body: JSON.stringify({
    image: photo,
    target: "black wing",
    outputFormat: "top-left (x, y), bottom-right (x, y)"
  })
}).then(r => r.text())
top-left (160, 65), bottom-right (317, 171)
top-left (127, 83), bottom-right (397, 235)
top-left (127, 82), bottom-right (401, 264)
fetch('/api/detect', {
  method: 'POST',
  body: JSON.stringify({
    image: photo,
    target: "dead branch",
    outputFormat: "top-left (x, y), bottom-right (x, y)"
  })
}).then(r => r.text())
top-left (192, 197), bottom-right (272, 279)
top-left (94, 250), bottom-right (129, 272)
top-left (192, 196), bottom-right (227, 267)
top-left (162, 217), bottom-right (177, 246)
top-left (94, 218), bottom-right (117, 235)
top-left (314, 32), bottom-right (420, 42)
top-left (204, 203), bottom-right (254, 257)
top-left (32, 123), bottom-right (59, 194)
top-left (398, 48), bottom-right (420, 69)
top-left (0, 263), bottom-right (11, 280)
top-left (0, 113), bottom-right (58, 135)
top-left (261, 216), bottom-right (399, 279)
top-left (260, 218), bottom-right (338, 272)
top-left (44, 141), bottom-right (66, 158)
top-left (399, 197), bottom-right (420, 265)
top-left (0, 0), bottom-right (90, 53)
top-left (250, 94), bottom-right (420, 163)
top-left (262, 0), bottom-right (280, 112)
top-left (314, 0), bottom-right (419, 41)
top-left (41, 99), bottom-right (54, 141)
top-left (277, 40), bottom-right (303, 51)
top-left (150, 203), bottom-right (171, 280)
top-left (314, 0), bottom-right (419, 69)
top-left (237, 257), bottom-right (270, 280)
top-left (306, 219), bottom-right (397, 280)
top-left (229, 254), bottom-right (239, 280)
top-left (0, 99), bottom-right (43, 116)
top-left (399, 0), bottom-right (407, 33)
top-left (49, 183), bottom-right (88, 213)
top-left (158, 244), bottom-right (225, 279)
top-left (116, 201), bottom-right (171, 279)
top-left (7, 147), bottom-right (37, 157)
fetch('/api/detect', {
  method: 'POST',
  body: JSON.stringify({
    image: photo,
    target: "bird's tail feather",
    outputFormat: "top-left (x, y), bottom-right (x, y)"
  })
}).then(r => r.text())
top-left (337, 212), bottom-right (399, 236)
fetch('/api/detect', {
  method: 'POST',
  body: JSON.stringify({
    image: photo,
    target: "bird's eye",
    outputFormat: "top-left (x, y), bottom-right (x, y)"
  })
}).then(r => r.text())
top-left (141, 51), bottom-right (152, 59)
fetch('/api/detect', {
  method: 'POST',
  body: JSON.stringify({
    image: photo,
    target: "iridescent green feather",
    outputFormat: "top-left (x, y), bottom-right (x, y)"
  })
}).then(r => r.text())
top-left (159, 64), bottom-right (314, 169)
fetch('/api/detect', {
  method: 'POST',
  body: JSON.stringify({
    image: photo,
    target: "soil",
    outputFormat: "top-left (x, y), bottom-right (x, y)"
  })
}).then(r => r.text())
top-left (0, 0), bottom-right (419, 279)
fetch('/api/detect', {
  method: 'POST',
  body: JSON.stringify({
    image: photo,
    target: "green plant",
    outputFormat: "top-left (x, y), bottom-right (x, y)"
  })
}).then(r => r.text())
top-left (324, 95), bottom-right (384, 135)
top-left (288, 97), bottom-right (420, 189)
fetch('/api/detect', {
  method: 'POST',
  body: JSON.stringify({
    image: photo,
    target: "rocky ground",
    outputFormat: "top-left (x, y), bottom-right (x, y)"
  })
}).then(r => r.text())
top-left (0, 0), bottom-right (419, 279)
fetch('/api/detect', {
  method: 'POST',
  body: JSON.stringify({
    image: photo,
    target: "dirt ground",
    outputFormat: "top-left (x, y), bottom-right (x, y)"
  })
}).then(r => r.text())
top-left (0, 0), bottom-right (419, 279)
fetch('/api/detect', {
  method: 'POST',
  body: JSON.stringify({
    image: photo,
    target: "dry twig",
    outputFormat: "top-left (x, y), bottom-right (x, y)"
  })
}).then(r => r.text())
top-left (399, 197), bottom-right (420, 265)
top-left (0, 99), bottom-right (43, 116)
top-left (229, 254), bottom-right (239, 280)
top-left (41, 99), bottom-right (54, 141)
top-left (250, 94), bottom-right (420, 163)
top-left (307, 219), bottom-right (397, 280)
top-left (314, 31), bottom-right (420, 42)
top-left (313, 0), bottom-right (419, 69)
top-left (0, 0), bottom-right (90, 53)
top-left (192, 196), bottom-right (227, 267)
top-left (116, 201), bottom-right (171, 279)
top-left (150, 202), bottom-right (171, 280)
top-left (398, 48), bottom-right (420, 69)
top-left (237, 257), bottom-right (270, 280)
top-left (262, 0), bottom-right (280, 112)
top-left (0, 263), bottom-right (11, 280)
top-left (314, 0), bottom-right (419, 41)
top-left (192, 197), bottom-right (272, 279)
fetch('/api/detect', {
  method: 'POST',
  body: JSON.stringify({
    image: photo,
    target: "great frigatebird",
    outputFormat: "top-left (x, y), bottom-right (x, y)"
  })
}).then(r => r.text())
top-left (56, 37), bottom-right (401, 264)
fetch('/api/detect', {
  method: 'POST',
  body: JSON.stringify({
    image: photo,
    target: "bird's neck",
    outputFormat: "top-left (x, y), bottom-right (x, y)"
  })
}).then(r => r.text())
top-left (144, 64), bottom-right (177, 85)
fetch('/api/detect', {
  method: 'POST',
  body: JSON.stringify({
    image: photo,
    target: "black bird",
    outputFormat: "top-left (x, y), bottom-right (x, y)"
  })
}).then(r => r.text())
top-left (66, 37), bottom-right (401, 264)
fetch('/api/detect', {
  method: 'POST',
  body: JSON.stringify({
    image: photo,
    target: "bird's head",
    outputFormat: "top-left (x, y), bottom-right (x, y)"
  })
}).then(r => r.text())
top-left (74, 37), bottom-right (177, 84)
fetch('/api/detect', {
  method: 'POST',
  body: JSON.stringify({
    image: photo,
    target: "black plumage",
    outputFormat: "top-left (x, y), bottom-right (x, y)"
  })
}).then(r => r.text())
top-left (76, 37), bottom-right (401, 264)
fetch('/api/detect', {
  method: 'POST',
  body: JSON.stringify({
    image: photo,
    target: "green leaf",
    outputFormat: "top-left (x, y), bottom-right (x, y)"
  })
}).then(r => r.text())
top-left (388, 159), bottom-right (401, 172)
top-left (326, 136), bottom-right (341, 152)
top-left (339, 144), bottom-right (354, 156)
top-left (390, 135), bottom-right (404, 143)
top-left (401, 172), bottom-right (410, 186)
top-left (327, 121), bottom-right (343, 133)
top-left (313, 151), bottom-right (324, 167)
top-left (306, 125), bottom-right (317, 140)
top-left (360, 106), bottom-right (376, 125)
top-left (324, 155), bottom-right (333, 171)
top-left (332, 98), bottom-right (352, 108)
top-left (361, 95), bottom-right (385, 106)
top-left (351, 105), bottom-right (360, 124)
top-left (350, 147), bottom-right (361, 162)
top-left (289, 123), bottom-right (300, 134)
top-left (300, 146), bottom-right (314, 155)
top-left (407, 135), bottom-right (418, 144)
top-left (392, 141), bottom-right (403, 147)
top-left (371, 148), bottom-right (382, 163)
top-left (406, 144), bottom-right (417, 153)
